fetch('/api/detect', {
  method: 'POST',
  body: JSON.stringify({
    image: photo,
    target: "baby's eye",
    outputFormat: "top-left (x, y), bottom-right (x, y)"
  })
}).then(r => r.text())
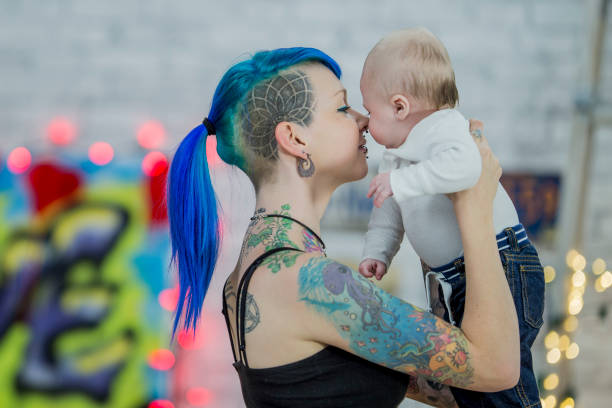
top-left (337, 105), bottom-right (351, 113)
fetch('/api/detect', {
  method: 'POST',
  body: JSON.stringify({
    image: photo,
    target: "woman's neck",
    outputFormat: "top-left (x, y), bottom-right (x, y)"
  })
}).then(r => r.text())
top-left (254, 176), bottom-right (334, 237)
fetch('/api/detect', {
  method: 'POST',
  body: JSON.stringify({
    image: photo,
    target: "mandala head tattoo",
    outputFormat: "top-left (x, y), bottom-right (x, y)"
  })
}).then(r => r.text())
top-left (239, 69), bottom-right (315, 160)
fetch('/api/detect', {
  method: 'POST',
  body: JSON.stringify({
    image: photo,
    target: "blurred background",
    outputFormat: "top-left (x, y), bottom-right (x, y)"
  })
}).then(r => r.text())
top-left (1, 0), bottom-right (610, 407)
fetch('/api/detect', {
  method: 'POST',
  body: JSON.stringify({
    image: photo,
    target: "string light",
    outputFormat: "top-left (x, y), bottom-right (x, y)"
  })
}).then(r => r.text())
top-left (601, 271), bottom-right (612, 289)
top-left (571, 270), bottom-right (586, 287)
top-left (592, 258), bottom-right (606, 275)
top-left (542, 395), bottom-right (557, 408)
top-left (571, 254), bottom-right (586, 271)
top-left (566, 343), bottom-right (579, 360)
top-left (563, 316), bottom-right (578, 332)
top-left (544, 331), bottom-right (559, 349)
top-left (544, 266), bottom-right (556, 283)
top-left (566, 250), bottom-right (578, 267)
top-left (547, 348), bottom-right (561, 364)
top-left (568, 297), bottom-right (583, 315)
top-left (545, 250), bottom-right (607, 407)
top-left (543, 373), bottom-right (559, 390)
top-left (558, 335), bottom-right (570, 351)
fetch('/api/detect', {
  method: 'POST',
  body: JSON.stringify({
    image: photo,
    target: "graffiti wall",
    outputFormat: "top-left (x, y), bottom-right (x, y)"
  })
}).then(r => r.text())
top-left (0, 155), bottom-right (173, 408)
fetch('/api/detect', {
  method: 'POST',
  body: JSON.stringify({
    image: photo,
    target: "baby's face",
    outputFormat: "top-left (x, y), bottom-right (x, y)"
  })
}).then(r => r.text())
top-left (359, 73), bottom-right (407, 149)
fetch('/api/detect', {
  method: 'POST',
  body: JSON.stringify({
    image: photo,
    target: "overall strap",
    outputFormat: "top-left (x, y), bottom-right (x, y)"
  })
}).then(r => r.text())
top-left (235, 246), bottom-right (304, 368)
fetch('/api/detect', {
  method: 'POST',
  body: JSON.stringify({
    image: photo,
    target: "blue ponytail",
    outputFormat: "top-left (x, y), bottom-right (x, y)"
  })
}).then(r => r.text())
top-left (167, 47), bottom-right (341, 336)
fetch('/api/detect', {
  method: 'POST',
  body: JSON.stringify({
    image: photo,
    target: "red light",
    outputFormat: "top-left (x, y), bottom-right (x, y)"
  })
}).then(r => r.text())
top-left (47, 117), bottom-right (76, 145)
top-left (137, 120), bottom-right (166, 149)
top-left (186, 387), bottom-right (212, 406)
top-left (7, 147), bottom-right (32, 174)
top-left (148, 349), bottom-right (175, 371)
top-left (177, 329), bottom-right (205, 350)
top-left (158, 287), bottom-right (178, 311)
top-left (205, 136), bottom-right (222, 167)
top-left (88, 142), bottom-right (114, 165)
top-left (148, 399), bottom-right (175, 408)
top-left (142, 151), bottom-right (168, 177)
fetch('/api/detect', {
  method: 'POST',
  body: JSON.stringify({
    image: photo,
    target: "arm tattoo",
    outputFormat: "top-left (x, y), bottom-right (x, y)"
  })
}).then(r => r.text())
top-left (244, 293), bottom-right (261, 334)
top-left (298, 258), bottom-right (474, 389)
top-left (239, 69), bottom-right (315, 160)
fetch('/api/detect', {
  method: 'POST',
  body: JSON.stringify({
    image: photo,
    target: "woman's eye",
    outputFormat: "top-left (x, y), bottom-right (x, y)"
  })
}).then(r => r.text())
top-left (337, 105), bottom-right (351, 113)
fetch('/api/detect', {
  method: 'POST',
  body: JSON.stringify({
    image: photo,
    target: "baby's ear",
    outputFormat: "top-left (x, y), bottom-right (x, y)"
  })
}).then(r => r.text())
top-left (390, 94), bottom-right (410, 120)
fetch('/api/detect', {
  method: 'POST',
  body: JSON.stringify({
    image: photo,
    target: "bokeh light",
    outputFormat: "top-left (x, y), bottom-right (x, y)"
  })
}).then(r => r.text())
top-left (560, 397), bottom-right (575, 408)
top-left (543, 373), bottom-right (559, 390)
top-left (148, 400), bottom-right (175, 408)
top-left (88, 142), bottom-right (114, 165)
top-left (547, 348), bottom-right (561, 364)
top-left (563, 316), bottom-right (579, 332)
top-left (186, 387), bottom-right (212, 406)
top-left (137, 120), bottom-right (166, 149)
top-left (47, 117), bottom-right (77, 145)
top-left (177, 329), bottom-right (205, 350)
top-left (566, 343), bottom-right (580, 360)
top-left (142, 151), bottom-right (168, 177)
top-left (544, 331), bottom-right (559, 349)
top-left (544, 266), bottom-right (556, 283)
top-left (7, 147), bottom-right (32, 174)
top-left (148, 349), bottom-right (175, 371)
top-left (592, 258), bottom-right (606, 275)
top-left (158, 286), bottom-right (179, 311)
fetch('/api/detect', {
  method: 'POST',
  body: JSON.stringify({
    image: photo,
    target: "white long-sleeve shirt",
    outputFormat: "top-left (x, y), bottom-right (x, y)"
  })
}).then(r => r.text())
top-left (362, 109), bottom-right (519, 268)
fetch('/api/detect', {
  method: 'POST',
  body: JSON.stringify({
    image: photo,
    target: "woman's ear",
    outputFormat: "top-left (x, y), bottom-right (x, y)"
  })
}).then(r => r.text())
top-left (390, 94), bottom-right (410, 120)
top-left (274, 121), bottom-right (308, 159)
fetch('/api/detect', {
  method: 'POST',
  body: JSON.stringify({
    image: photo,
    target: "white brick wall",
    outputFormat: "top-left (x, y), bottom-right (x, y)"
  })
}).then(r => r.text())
top-left (3, 1), bottom-right (611, 406)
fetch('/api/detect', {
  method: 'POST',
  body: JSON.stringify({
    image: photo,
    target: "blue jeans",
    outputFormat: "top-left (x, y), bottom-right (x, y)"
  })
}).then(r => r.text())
top-left (426, 225), bottom-right (545, 407)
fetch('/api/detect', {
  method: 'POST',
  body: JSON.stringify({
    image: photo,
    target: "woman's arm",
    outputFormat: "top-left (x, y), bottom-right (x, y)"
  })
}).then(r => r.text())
top-left (299, 131), bottom-right (520, 392)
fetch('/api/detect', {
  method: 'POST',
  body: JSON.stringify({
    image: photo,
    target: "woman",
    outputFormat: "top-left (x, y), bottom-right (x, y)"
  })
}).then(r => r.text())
top-left (167, 47), bottom-right (520, 407)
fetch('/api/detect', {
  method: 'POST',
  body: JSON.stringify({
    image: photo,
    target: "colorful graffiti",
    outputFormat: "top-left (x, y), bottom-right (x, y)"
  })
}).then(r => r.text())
top-left (0, 157), bottom-right (172, 408)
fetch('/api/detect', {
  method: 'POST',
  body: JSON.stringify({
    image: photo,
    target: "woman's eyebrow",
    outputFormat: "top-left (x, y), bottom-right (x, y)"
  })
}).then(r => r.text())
top-left (334, 89), bottom-right (347, 102)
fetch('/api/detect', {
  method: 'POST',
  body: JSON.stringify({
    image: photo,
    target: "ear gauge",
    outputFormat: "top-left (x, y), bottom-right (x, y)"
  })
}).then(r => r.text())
top-left (297, 152), bottom-right (315, 177)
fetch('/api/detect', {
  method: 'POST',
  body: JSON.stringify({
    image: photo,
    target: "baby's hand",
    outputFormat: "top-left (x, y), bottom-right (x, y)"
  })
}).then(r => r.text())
top-left (358, 258), bottom-right (388, 281)
top-left (367, 172), bottom-right (393, 208)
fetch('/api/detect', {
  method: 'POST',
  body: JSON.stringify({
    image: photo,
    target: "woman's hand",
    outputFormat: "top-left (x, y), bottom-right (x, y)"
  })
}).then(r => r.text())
top-left (447, 120), bottom-right (501, 214)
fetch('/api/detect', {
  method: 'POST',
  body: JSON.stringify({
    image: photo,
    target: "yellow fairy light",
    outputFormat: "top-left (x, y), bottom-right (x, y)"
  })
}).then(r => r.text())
top-left (592, 258), bottom-right (606, 275)
top-left (547, 348), bottom-right (561, 364)
top-left (543, 373), bottom-right (559, 390)
top-left (566, 342), bottom-right (580, 359)
top-left (572, 254), bottom-right (586, 271)
top-left (563, 315), bottom-right (579, 332)
top-left (543, 394), bottom-right (557, 408)
top-left (571, 270), bottom-right (586, 287)
top-left (601, 271), bottom-right (612, 288)
top-left (544, 331), bottom-right (559, 349)
top-left (595, 276), bottom-right (605, 293)
top-left (566, 249), bottom-right (578, 267)
top-left (544, 266), bottom-right (556, 283)
top-left (568, 297), bottom-right (583, 315)
top-left (560, 397), bottom-right (575, 408)
top-left (558, 335), bottom-right (570, 351)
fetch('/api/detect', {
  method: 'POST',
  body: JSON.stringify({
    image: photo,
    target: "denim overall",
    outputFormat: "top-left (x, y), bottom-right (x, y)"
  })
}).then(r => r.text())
top-left (424, 224), bottom-right (545, 407)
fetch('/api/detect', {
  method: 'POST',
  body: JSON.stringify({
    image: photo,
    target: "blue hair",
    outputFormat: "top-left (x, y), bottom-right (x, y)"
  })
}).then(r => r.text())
top-left (167, 47), bottom-right (341, 336)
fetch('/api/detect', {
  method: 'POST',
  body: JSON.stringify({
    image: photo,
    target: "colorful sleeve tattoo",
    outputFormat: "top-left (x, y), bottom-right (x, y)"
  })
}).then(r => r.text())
top-left (298, 257), bottom-right (474, 388)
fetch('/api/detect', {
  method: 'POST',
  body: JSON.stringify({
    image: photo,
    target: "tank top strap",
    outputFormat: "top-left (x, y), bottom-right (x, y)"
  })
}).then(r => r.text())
top-left (232, 246), bottom-right (304, 368)
top-left (221, 279), bottom-right (238, 363)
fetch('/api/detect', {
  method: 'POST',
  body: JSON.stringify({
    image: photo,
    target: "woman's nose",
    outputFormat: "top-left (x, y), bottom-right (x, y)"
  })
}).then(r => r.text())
top-left (352, 110), bottom-right (369, 132)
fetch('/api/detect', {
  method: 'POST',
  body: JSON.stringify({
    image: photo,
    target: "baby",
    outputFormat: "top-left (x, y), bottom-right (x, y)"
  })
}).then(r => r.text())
top-left (358, 28), bottom-right (545, 407)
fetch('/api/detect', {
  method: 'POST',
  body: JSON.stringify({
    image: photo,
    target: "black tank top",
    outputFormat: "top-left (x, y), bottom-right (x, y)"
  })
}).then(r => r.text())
top-left (222, 247), bottom-right (409, 408)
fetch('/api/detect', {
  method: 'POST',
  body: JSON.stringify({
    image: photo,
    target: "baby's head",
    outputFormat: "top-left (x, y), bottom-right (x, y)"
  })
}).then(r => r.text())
top-left (361, 28), bottom-right (458, 148)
